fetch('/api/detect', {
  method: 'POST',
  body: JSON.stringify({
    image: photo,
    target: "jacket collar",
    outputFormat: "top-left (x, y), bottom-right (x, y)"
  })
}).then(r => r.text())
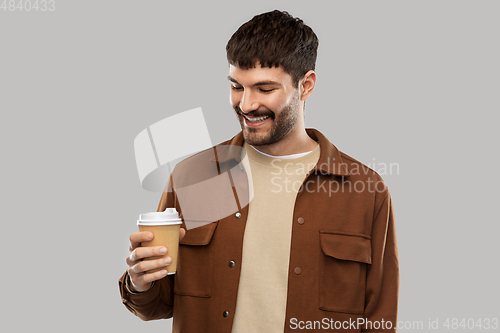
top-left (211, 128), bottom-right (350, 177)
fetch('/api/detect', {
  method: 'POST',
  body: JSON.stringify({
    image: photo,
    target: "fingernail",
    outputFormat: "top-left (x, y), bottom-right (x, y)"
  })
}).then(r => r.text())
top-left (147, 232), bottom-right (154, 240)
top-left (164, 257), bottom-right (172, 265)
top-left (159, 247), bottom-right (167, 255)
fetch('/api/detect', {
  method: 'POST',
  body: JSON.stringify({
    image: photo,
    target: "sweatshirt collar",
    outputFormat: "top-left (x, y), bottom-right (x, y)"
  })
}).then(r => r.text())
top-left (211, 128), bottom-right (350, 177)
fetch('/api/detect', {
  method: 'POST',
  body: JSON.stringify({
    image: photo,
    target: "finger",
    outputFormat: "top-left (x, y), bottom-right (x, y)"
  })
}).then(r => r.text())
top-left (140, 269), bottom-right (168, 284)
top-left (129, 232), bottom-right (153, 251)
top-left (129, 268), bottom-right (168, 290)
top-left (129, 256), bottom-right (172, 275)
top-left (128, 246), bottom-right (167, 264)
top-left (179, 228), bottom-right (186, 241)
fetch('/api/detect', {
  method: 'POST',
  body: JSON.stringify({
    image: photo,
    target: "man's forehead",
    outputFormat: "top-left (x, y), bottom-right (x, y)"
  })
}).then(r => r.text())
top-left (228, 63), bottom-right (292, 86)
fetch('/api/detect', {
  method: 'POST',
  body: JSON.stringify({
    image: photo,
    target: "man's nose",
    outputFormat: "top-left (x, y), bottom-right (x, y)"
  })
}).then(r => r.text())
top-left (239, 90), bottom-right (259, 114)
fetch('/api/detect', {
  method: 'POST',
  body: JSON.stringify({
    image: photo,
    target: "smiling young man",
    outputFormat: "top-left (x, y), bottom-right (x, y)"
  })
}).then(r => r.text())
top-left (120, 10), bottom-right (399, 333)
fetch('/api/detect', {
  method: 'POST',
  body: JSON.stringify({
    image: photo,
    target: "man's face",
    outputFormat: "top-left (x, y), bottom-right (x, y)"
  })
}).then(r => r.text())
top-left (228, 64), bottom-right (301, 146)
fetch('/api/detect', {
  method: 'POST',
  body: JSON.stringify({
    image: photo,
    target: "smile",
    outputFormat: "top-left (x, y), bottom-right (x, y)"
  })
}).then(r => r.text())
top-left (243, 114), bottom-right (271, 128)
top-left (244, 115), bottom-right (270, 123)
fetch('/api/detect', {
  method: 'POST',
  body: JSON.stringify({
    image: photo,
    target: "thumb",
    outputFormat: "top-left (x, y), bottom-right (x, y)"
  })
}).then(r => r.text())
top-left (179, 227), bottom-right (186, 241)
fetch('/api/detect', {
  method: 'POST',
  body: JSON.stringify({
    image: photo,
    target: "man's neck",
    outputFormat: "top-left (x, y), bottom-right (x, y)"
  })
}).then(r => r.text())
top-left (250, 127), bottom-right (318, 156)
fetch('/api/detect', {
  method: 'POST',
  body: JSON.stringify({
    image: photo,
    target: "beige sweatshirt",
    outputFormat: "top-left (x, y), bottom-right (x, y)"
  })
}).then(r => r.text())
top-left (231, 142), bottom-right (320, 333)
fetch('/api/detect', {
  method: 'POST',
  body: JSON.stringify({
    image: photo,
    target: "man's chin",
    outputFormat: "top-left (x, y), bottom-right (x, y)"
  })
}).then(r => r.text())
top-left (242, 131), bottom-right (262, 145)
top-left (242, 131), bottom-right (274, 146)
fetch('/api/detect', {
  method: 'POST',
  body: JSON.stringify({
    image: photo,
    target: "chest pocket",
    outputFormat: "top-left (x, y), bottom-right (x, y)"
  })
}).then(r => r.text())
top-left (174, 222), bottom-right (218, 297)
top-left (319, 231), bottom-right (372, 314)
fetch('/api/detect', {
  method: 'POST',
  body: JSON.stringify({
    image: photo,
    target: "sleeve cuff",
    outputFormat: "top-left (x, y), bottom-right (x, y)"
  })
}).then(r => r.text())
top-left (119, 271), bottom-right (161, 306)
top-left (125, 274), bottom-right (155, 295)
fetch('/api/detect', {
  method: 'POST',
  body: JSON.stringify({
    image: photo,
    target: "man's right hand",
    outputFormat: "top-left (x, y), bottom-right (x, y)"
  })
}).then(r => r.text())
top-left (126, 229), bottom-right (186, 293)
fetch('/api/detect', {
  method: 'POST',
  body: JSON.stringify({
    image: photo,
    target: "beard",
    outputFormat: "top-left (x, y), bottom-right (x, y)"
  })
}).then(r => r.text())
top-left (234, 90), bottom-right (301, 146)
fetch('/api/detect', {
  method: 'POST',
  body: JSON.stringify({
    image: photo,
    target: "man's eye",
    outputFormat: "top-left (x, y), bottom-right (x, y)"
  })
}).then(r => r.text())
top-left (260, 88), bottom-right (275, 93)
top-left (231, 86), bottom-right (243, 91)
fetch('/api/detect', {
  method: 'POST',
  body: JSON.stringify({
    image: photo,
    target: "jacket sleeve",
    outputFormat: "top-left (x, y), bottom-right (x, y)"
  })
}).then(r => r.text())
top-left (118, 175), bottom-right (178, 321)
top-left (362, 189), bottom-right (399, 332)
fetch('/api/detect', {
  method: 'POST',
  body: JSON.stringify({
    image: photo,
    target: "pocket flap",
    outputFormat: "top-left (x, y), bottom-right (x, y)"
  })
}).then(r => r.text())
top-left (319, 231), bottom-right (372, 264)
top-left (180, 222), bottom-right (218, 246)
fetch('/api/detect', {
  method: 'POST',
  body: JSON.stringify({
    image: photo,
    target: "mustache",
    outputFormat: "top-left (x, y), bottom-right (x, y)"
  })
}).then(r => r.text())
top-left (235, 106), bottom-right (274, 119)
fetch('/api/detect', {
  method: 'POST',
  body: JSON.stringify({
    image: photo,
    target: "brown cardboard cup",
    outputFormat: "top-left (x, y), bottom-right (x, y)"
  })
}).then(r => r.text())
top-left (137, 208), bottom-right (182, 275)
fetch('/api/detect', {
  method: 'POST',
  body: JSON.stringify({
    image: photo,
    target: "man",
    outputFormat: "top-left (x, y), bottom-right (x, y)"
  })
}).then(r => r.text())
top-left (120, 10), bottom-right (399, 332)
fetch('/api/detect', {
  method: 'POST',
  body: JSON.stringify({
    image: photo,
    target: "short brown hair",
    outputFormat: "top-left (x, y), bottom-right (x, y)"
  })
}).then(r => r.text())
top-left (226, 10), bottom-right (319, 87)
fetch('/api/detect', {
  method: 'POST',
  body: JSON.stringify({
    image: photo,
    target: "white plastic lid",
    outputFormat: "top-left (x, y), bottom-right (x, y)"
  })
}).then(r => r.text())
top-left (137, 208), bottom-right (182, 226)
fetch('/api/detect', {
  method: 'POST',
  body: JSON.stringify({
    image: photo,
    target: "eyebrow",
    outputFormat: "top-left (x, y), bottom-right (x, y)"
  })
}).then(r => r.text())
top-left (227, 76), bottom-right (281, 87)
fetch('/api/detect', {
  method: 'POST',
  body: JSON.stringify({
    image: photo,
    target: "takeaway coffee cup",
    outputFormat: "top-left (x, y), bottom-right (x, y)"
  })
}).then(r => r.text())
top-left (137, 208), bottom-right (182, 275)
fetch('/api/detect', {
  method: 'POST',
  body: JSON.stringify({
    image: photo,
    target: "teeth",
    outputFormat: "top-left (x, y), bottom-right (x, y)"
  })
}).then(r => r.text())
top-left (245, 115), bottom-right (270, 123)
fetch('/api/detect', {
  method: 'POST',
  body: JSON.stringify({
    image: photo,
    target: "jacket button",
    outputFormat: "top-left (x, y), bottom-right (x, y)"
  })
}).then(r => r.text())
top-left (297, 217), bottom-right (305, 225)
top-left (235, 212), bottom-right (241, 218)
top-left (223, 311), bottom-right (229, 317)
top-left (229, 261), bottom-right (235, 267)
top-left (294, 267), bottom-right (302, 275)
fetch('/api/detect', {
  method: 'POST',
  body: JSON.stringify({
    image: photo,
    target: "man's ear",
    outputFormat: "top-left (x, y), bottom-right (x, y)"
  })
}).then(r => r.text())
top-left (299, 70), bottom-right (316, 101)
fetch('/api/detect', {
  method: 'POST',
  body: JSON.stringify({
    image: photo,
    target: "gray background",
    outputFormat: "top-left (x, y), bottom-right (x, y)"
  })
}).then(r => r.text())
top-left (1, 0), bottom-right (498, 332)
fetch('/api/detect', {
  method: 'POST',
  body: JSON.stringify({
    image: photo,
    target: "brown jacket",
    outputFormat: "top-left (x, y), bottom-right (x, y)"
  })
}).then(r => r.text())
top-left (119, 128), bottom-right (399, 332)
